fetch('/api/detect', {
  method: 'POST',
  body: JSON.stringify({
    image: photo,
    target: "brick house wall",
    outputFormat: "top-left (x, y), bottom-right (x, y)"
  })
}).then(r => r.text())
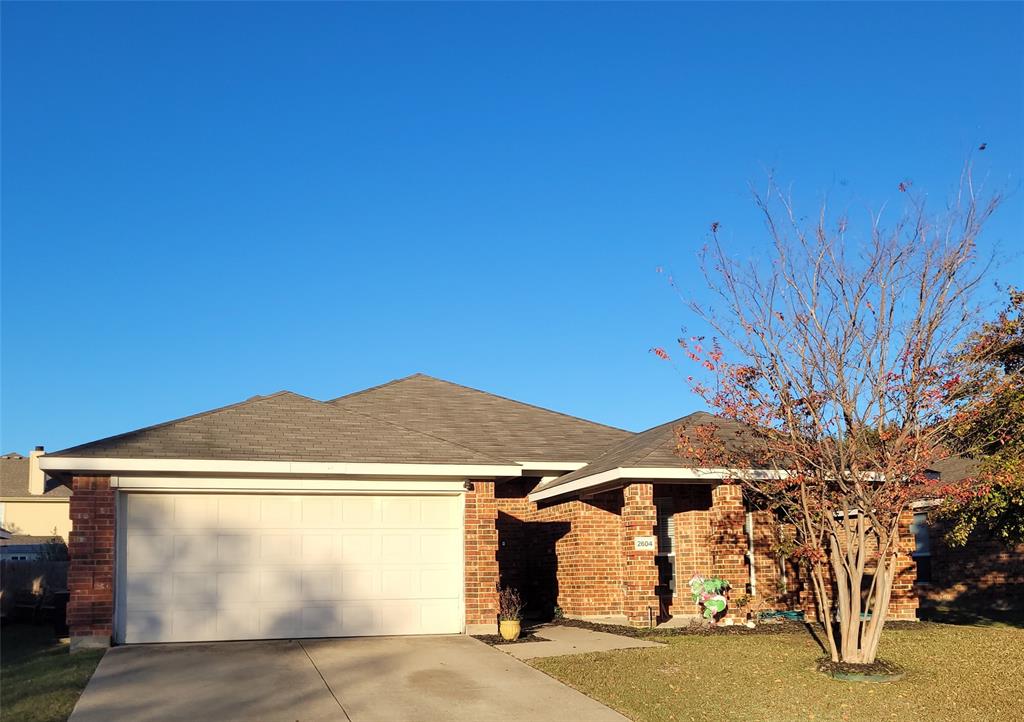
top-left (667, 486), bottom-right (713, 616)
top-left (528, 491), bottom-right (624, 618)
top-left (744, 509), bottom-right (919, 622)
top-left (67, 475), bottom-right (116, 650)
top-left (464, 480), bottom-right (499, 630)
top-left (916, 515), bottom-right (1024, 614)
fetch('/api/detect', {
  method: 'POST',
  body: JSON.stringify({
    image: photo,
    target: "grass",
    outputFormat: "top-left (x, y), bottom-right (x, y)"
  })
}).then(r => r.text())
top-left (1, 624), bottom-right (104, 722)
top-left (531, 622), bottom-right (1024, 721)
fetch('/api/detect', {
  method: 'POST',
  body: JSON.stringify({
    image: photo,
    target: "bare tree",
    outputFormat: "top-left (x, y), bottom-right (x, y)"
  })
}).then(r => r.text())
top-left (668, 166), bottom-right (1001, 665)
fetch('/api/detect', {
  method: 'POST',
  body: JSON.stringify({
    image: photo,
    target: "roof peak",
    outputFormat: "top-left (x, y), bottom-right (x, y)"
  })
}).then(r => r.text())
top-left (331, 373), bottom-right (628, 434)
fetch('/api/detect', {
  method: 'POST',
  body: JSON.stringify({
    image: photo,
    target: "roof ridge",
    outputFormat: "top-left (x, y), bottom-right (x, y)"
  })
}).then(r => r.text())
top-left (51, 391), bottom-right (305, 456)
top-left (335, 373), bottom-right (629, 434)
top-left (320, 403), bottom-right (513, 465)
top-left (327, 373), bottom-right (426, 404)
top-left (425, 376), bottom-right (631, 433)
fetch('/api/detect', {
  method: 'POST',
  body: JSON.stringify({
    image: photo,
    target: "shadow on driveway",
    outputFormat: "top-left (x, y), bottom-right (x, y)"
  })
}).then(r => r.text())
top-left (69, 635), bottom-right (627, 722)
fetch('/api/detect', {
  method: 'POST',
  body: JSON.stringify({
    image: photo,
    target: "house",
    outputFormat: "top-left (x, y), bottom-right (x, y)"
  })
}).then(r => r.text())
top-left (0, 534), bottom-right (66, 561)
top-left (911, 456), bottom-right (1024, 617)
top-left (39, 373), bottom-right (920, 651)
top-left (0, 449), bottom-right (72, 540)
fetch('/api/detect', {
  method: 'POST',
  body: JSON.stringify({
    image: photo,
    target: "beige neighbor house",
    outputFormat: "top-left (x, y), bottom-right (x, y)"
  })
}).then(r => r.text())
top-left (40, 374), bottom-right (925, 651)
top-left (0, 449), bottom-right (71, 541)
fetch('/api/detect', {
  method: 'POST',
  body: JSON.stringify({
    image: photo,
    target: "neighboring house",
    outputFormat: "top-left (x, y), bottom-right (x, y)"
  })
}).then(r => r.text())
top-left (0, 534), bottom-right (66, 561)
top-left (0, 449), bottom-right (72, 541)
top-left (911, 456), bottom-right (1024, 616)
top-left (41, 374), bottom-right (919, 650)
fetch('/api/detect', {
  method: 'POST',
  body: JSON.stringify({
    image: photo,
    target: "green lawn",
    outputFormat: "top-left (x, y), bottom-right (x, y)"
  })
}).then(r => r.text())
top-left (1, 624), bottom-right (104, 722)
top-left (531, 622), bottom-right (1024, 722)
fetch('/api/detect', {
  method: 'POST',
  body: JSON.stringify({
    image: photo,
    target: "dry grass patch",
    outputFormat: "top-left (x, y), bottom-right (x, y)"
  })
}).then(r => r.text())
top-left (531, 622), bottom-right (1024, 722)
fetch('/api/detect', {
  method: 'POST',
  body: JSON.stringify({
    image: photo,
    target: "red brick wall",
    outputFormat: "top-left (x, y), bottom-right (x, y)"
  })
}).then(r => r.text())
top-left (745, 509), bottom-right (919, 622)
top-left (464, 480), bottom-right (499, 628)
top-left (916, 516), bottom-right (1024, 614)
top-left (530, 491), bottom-right (624, 617)
top-left (622, 483), bottom-right (659, 625)
top-left (67, 475), bottom-right (115, 646)
top-left (710, 484), bottom-right (747, 619)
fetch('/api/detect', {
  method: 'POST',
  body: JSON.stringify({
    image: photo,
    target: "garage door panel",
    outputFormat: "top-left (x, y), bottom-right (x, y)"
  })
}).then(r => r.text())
top-left (126, 533), bottom-right (173, 570)
top-left (218, 607), bottom-right (260, 639)
top-left (173, 496), bottom-right (219, 529)
top-left (421, 533), bottom-right (459, 562)
top-left (259, 533), bottom-right (299, 562)
top-left (122, 493), bottom-right (463, 643)
top-left (173, 535), bottom-right (218, 568)
top-left (301, 497), bottom-right (339, 527)
top-left (341, 498), bottom-right (376, 526)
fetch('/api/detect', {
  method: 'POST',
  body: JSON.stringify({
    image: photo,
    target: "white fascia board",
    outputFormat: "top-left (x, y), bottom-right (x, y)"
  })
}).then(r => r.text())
top-left (112, 476), bottom-right (468, 494)
top-left (910, 498), bottom-right (942, 510)
top-left (39, 456), bottom-right (523, 479)
top-left (528, 466), bottom-right (788, 503)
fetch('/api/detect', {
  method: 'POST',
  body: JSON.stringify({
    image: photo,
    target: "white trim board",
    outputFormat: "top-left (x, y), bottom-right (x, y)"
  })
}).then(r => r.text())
top-left (40, 456), bottom-right (522, 479)
top-left (528, 466), bottom-right (787, 502)
top-left (111, 476), bottom-right (469, 495)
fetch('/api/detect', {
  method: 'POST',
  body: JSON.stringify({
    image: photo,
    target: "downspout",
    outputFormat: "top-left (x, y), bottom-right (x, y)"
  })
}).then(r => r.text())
top-left (745, 511), bottom-right (756, 596)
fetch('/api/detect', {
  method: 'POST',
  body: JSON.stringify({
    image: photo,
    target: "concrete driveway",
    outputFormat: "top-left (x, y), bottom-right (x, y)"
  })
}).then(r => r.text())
top-left (69, 635), bottom-right (627, 722)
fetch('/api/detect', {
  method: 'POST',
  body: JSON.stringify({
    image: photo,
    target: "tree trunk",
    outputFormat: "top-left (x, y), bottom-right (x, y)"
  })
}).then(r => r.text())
top-left (830, 550), bottom-right (896, 664)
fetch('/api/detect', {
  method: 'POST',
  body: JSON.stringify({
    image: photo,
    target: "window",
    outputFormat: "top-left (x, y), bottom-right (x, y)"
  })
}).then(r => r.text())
top-left (655, 498), bottom-right (677, 595)
top-left (909, 511), bottom-right (932, 584)
top-left (655, 498), bottom-right (675, 554)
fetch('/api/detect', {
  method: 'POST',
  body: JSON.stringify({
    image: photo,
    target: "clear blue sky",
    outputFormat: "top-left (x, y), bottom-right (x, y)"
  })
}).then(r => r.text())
top-left (2, 2), bottom-right (1022, 453)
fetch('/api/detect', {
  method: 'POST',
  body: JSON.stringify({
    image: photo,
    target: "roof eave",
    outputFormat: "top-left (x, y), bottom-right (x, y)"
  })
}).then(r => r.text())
top-left (528, 466), bottom-right (789, 503)
top-left (40, 456), bottom-right (524, 480)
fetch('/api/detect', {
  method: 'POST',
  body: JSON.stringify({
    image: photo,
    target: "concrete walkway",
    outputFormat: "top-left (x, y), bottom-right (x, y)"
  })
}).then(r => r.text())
top-left (497, 624), bottom-right (664, 660)
top-left (70, 635), bottom-right (627, 722)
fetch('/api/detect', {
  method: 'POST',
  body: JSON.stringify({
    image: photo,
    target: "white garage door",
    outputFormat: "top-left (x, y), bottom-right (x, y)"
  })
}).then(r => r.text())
top-left (119, 493), bottom-right (464, 644)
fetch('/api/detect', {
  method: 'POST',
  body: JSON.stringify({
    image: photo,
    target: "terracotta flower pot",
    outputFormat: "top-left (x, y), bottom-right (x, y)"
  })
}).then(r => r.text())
top-left (499, 620), bottom-right (521, 641)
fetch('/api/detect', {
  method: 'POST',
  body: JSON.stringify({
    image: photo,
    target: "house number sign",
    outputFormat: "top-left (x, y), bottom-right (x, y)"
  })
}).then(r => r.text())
top-left (634, 536), bottom-right (657, 551)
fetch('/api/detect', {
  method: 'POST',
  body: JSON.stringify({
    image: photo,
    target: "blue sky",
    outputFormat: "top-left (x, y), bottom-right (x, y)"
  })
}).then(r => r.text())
top-left (2, 2), bottom-right (1022, 453)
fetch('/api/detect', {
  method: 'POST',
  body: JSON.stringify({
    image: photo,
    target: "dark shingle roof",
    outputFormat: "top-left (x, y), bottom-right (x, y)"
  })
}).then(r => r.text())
top-left (1, 534), bottom-right (63, 547)
top-left (50, 391), bottom-right (510, 465)
top-left (330, 374), bottom-right (630, 461)
top-left (533, 411), bottom-right (759, 494)
top-left (929, 455), bottom-right (982, 483)
top-left (0, 455), bottom-right (70, 498)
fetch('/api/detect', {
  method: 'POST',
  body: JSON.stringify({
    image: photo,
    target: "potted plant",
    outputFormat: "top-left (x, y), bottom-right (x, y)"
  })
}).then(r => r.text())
top-left (688, 575), bottom-right (731, 623)
top-left (498, 585), bottom-right (524, 641)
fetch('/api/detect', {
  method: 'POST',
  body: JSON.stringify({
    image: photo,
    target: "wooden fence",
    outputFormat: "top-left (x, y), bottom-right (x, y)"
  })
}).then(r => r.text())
top-left (0, 560), bottom-right (69, 620)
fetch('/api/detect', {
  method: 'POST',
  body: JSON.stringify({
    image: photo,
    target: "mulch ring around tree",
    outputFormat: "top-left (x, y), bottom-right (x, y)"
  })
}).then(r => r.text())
top-left (817, 656), bottom-right (906, 682)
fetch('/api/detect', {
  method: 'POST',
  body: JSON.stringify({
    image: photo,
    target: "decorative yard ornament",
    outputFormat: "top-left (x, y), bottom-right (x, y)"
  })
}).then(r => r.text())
top-left (688, 575), bottom-right (730, 621)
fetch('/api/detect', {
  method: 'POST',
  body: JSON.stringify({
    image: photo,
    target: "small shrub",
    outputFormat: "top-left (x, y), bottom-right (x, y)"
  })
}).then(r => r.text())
top-left (498, 585), bottom-right (524, 622)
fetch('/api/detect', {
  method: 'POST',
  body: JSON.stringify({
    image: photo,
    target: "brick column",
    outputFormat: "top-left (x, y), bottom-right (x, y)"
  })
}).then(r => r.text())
top-left (888, 509), bottom-right (920, 621)
top-left (622, 483), bottom-right (658, 626)
top-left (67, 476), bottom-right (115, 651)
top-left (711, 483), bottom-right (747, 620)
top-left (464, 480), bottom-right (499, 633)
